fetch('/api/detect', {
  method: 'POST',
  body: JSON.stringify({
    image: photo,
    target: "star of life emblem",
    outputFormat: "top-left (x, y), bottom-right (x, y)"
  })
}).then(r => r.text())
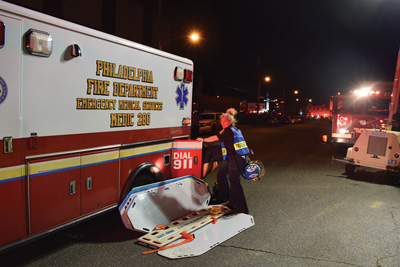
top-left (175, 83), bottom-right (189, 110)
top-left (0, 77), bottom-right (7, 104)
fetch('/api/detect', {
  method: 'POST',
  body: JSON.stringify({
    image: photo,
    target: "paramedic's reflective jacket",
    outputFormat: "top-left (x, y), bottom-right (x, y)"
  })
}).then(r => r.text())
top-left (221, 126), bottom-right (250, 160)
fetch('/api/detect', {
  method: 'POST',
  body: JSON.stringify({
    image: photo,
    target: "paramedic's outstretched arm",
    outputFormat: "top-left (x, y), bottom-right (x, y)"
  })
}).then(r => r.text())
top-left (196, 135), bottom-right (219, 143)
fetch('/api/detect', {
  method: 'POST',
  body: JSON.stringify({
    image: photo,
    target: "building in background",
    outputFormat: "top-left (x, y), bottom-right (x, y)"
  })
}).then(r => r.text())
top-left (307, 104), bottom-right (331, 119)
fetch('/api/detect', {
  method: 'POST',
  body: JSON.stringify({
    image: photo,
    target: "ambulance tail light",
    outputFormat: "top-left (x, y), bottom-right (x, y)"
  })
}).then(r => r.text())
top-left (182, 117), bottom-right (191, 126)
top-left (184, 70), bottom-right (193, 83)
top-left (354, 147), bottom-right (359, 152)
top-left (395, 153), bottom-right (399, 159)
top-left (25, 29), bottom-right (53, 57)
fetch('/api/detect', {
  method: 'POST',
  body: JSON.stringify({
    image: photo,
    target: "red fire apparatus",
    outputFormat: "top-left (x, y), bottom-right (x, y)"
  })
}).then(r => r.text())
top-left (330, 81), bottom-right (393, 146)
top-left (0, 2), bottom-right (201, 250)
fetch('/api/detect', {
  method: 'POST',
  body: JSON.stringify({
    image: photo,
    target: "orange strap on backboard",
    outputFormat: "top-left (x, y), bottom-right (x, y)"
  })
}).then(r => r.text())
top-left (153, 224), bottom-right (166, 230)
top-left (142, 231), bottom-right (194, 255)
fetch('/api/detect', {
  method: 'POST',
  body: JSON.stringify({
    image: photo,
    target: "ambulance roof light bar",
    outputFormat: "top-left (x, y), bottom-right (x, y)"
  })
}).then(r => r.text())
top-left (25, 29), bottom-right (53, 57)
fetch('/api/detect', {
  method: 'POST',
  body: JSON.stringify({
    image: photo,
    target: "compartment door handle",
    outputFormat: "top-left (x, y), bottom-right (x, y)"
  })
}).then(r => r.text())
top-left (86, 177), bottom-right (92, 190)
top-left (69, 180), bottom-right (76, 195)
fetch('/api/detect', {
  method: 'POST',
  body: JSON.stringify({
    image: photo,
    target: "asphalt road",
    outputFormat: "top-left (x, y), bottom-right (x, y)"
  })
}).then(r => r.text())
top-left (2, 121), bottom-right (400, 266)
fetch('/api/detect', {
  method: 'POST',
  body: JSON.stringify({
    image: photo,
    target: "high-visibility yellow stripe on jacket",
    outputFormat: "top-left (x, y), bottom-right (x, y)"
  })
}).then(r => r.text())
top-left (221, 126), bottom-right (250, 160)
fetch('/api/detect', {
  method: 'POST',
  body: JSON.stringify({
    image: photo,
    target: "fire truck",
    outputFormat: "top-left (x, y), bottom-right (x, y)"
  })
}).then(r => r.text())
top-left (330, 81), bottom-right (393, 146)
top-left (334, 48), bottom-right (400, 175)
top-left (0, 2), bottom-right (201, 250)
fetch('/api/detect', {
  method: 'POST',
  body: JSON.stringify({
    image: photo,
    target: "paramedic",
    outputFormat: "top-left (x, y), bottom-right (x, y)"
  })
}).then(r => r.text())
top-left (197, 108), bottom-right (249, 214)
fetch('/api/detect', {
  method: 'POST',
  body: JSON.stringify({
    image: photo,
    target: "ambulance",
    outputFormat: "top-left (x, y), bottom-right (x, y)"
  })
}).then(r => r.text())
top-left (0, 1), bottom-right (202, 250)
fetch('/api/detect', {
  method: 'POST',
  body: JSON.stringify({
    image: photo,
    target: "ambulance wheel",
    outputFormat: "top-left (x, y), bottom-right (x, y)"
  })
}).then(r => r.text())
top-left (132, 173), bottom-right (156, 188)
top-left (345, 163), bottom-right (355, 175)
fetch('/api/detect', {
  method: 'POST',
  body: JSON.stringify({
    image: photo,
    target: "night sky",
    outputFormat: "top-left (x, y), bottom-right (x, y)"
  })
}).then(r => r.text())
top-left (166, 0), bottom-right (400, 104)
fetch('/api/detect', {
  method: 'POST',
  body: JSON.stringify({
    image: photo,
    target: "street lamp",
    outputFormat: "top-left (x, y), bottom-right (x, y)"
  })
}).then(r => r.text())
top-left (257, 76), bottom-right (270, 115)
top-left (190, 33), bottom-right (199, 42)
top-left (159, 32), bottom-right (201, 50)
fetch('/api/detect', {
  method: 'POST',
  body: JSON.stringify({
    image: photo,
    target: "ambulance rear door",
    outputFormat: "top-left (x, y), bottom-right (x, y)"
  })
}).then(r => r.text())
top-left (172, 140), bottom-right (202, 179)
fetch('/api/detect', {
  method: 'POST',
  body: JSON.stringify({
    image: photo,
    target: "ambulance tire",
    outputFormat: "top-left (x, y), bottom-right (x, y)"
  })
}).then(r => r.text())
top-left (132, 173), bottom-right (156, 188)
top-left (345, 163), bottom-right (355, 175)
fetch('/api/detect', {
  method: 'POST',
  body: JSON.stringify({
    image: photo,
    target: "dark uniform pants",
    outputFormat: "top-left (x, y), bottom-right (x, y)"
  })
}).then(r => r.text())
top-left (216, 158), bottom-right (248, 210)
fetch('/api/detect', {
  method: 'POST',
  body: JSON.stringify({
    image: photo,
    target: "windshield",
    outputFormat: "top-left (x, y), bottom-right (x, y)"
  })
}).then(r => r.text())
top-left (332, 95), bottom-right (390, 115)
top-left (366, 98), bottom-right (390, 115)
top-left (200, 114), bottom-right (216, 120)
top-left (333, 96), bottom-right (363, 114)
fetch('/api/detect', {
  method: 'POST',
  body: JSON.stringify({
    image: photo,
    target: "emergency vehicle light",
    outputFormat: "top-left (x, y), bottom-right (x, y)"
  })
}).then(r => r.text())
top-left (182, 117), bottom-right (191, 126)
top-left (395, 153), bottom-right (399, 159)
top-left (354, 147), bottom-right (359, 152)
top-left (184, 69), bottom-right (193, 83)
top-left (25, 29), bottom-right (53, 57)
top-left (353, 87), bottom-right (371, 96)
top-left (174, 67), bottom-right (184, 81)
top-left (380, 120), bottom-right (385, 129)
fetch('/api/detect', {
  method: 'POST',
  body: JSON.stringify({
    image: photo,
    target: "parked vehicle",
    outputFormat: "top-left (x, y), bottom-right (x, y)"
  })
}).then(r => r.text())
top-left (199, 112), bottom-right (221, 134)
top-left (266, 115), bottom-right (281, 125)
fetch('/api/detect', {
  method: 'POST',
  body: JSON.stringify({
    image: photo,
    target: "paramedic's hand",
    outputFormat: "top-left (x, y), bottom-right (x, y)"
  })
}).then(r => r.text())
top-left (196, 137), bottom-right (204, 142)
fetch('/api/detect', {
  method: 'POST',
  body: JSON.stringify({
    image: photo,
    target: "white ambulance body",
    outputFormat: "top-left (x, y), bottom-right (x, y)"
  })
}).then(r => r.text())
top-left (0, 1), bottom-right (201, 250)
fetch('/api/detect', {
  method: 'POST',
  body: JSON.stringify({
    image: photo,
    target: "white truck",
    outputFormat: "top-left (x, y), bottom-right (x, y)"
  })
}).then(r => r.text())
top-left (0, 1), bottom-right (202, 250)
top-left (339, 130), bottom-right (400, 174)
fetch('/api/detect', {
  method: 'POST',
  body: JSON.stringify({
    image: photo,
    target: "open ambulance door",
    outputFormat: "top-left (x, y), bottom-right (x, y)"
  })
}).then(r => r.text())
top-left (172, 140), bottom-right (202, 179)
